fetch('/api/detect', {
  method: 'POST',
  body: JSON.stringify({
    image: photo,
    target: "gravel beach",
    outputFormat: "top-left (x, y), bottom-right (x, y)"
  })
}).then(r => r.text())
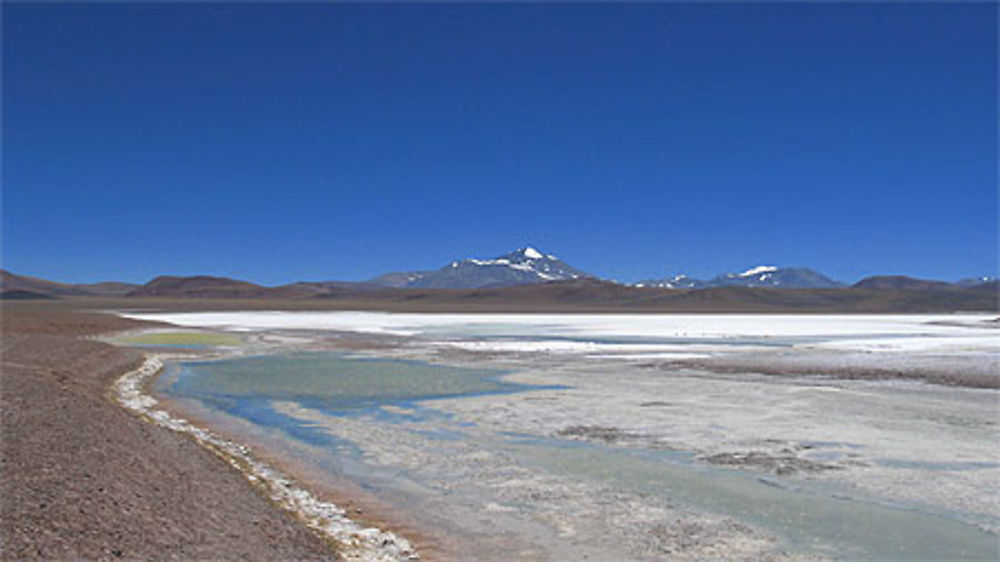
top-left (0, 302), bottom-right (338, 560)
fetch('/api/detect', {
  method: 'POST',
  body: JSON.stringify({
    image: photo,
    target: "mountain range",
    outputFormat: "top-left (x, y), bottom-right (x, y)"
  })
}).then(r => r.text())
top-left (636, 266), bottom-right (845, 289)
top-left (1, 246), bottom-right (996, 303)
top-left (356, 246), bottom-right (993, 291)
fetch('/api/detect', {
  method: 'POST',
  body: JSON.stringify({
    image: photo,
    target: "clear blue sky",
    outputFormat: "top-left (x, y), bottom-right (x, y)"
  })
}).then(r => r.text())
top-left (3, 3), bottom-right (996, 285)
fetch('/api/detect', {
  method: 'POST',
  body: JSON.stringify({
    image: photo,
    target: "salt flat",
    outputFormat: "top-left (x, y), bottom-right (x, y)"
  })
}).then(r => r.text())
top-left (121, 311), bottom-right (999, 351)
top-left (122, 311), bottom-right (1000, 560)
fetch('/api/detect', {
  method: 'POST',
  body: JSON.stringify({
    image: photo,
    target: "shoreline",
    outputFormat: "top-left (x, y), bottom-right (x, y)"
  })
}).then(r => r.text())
top-left (159, 393), bottom-right (455, 560)
top-left (112, 352), bottom-right (419, 562)
top-left (1, 302), bottom-right (341, 560)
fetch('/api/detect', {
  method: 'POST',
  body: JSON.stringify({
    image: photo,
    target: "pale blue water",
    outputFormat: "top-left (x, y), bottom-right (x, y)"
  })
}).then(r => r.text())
top-left (161, 351), bottom-right (555, 407)
top-left (156, 352), bottom-right (561, 449)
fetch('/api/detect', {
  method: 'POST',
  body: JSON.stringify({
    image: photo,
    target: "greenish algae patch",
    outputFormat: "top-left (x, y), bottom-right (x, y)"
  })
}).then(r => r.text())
top-left (116, 331), bottom-right (245, 347)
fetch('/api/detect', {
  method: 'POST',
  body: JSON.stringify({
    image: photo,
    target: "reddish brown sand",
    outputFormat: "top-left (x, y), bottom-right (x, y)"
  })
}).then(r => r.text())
top-left (0, 302), bottom-right (337, 560)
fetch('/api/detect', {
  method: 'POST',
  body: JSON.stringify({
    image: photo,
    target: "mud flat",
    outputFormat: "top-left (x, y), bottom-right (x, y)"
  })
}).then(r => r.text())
top-left (121, 311), bottom-right (1000, 561)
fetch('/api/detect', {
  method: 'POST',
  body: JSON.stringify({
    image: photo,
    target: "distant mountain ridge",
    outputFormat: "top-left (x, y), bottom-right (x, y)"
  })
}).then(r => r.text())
top-left (637, 266), bottom-right (844, 289)
top-left (0, 269), bottom-right (139, 298)
top-left (2, 246), bottom-right (996, 306)
top-left (5, 270), bottom-right (995, 313)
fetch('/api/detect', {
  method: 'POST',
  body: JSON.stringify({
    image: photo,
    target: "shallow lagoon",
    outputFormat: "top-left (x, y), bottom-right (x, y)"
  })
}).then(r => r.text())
top-left (153, 348), bottom-right (999, 561)
top-left (161, 351), bottom-right (554, 410)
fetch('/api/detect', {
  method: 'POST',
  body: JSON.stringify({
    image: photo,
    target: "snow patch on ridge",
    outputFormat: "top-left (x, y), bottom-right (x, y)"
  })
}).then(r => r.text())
top-left (522, 247), bottom-right (543, 259)
top-left (739, 265), bottom-right (778, 277)
top-left (467, 258), bottom-right (511, 266)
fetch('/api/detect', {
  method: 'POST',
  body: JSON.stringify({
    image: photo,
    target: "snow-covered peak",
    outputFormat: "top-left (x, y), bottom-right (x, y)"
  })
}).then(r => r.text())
top-left (521, 247), bottom-right (544, 259)
top-left (398, 246), bottom-right (589, 288)
top-left (739, 265), bottom-right (778, 278)
top-left (457, 248), bottom-right (553, 269)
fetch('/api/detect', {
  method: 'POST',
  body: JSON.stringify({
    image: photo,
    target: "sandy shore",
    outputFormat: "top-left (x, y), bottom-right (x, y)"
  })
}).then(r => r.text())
top-left (0, 302), bottom-right (337, 560)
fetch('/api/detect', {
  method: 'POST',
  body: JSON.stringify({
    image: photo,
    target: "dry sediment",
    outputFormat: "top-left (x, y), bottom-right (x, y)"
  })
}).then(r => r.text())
top-left (0, 303), bottom-right (338, 560)
top-left (643, 352), bottom-right (1000, 389)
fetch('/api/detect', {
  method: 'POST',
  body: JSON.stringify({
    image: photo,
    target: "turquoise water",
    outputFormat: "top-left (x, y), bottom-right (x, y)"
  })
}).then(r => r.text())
top-left (162, 352), bottom-right (546, 408)
top-left (156, 352), bottom-right (557, 449)
top-left (157, 351), bottom-right (1000, 561)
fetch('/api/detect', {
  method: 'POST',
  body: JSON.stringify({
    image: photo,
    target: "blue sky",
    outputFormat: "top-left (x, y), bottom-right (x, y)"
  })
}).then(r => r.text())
top-left (3, 3), bottom-right (996, 285)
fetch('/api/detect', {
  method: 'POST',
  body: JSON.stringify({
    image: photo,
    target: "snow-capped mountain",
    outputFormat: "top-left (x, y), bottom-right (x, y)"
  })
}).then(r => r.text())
top-left (369, 252), bottom-right (848, 291)
top-left (634, 274), bottom-right (705, 289)
top-left (367, 247), bottom-right (591, 289)
top-left (709, 266), bottom-right (844, 288)
top-left (637, 266), bottom-right (844, 289)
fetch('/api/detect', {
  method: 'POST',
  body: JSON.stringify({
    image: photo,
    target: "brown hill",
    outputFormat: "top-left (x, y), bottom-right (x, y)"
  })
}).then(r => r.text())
top-left (128, 276), bottom-right (268, 299)
top-left (0, 270), bottom-right (139, 298)
top-left (75, 281), bottom-right (139, 296)
top-left (266, 280), bottom-right (388, 299)
top-left (852, 275), bottom-right (955, 291)
top-left (1, 270), bottom-right (81, 297)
